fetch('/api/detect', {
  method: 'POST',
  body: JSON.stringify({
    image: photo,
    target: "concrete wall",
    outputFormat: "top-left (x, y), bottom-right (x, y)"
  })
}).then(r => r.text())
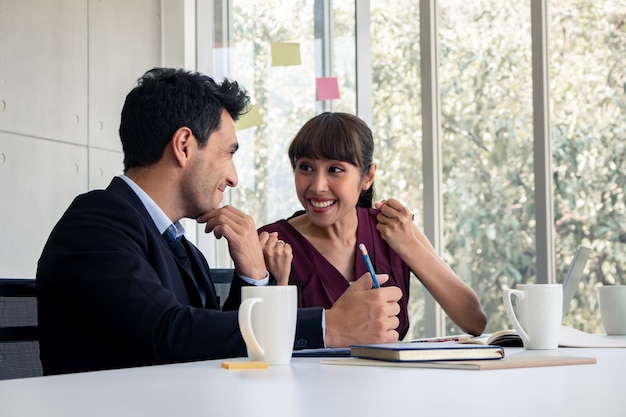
top-left (0, 0), bottom-right (219, 277)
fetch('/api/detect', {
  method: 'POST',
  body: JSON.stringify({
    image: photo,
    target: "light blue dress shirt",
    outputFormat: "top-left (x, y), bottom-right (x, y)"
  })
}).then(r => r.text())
top-left (118, 175), bottom-right (269, 286)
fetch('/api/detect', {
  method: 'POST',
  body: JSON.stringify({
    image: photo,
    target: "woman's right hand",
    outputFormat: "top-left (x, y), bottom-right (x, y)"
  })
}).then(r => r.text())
top-left (259, 232), bottom-right (293, 285)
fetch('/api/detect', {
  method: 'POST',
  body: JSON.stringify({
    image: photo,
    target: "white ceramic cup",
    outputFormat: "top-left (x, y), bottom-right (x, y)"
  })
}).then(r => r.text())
top-left (503, 284), bottom-right (563, 350)
top-left (238, 285), bottom-right (297, 365)
top-left (598, 285), bottom-right (626, 335)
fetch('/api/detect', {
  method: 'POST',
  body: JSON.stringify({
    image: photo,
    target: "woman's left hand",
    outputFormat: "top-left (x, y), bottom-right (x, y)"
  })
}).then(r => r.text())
top-left (374, 198), bottom-right (416, 251)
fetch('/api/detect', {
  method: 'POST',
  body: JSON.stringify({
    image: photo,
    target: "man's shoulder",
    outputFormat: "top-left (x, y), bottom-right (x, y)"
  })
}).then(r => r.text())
top-left (38, 179), bottom-right (155, 267)
top-left (53, 179), bottom-right (148, 236)
top-left (70, 178), bottom-right (139, 210)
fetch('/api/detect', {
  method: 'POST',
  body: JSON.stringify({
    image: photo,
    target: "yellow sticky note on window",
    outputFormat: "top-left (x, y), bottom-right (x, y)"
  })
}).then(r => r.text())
top-left (235, 104), bottom-right (263, 131)
top-left (271, 42), bottom-right (302, 66)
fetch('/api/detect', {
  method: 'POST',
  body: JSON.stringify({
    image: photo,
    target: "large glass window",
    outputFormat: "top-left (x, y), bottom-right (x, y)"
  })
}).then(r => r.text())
top-left (370, 1), bottom-right (426, 338)
top-left (227, 0), bottom-right (356, 226)
top-left (549, 1), bottom-right (626, 332)
top-left (438, 0), bottom-right (534, 334)
top-left (218, 0), bottom-right (625, 337)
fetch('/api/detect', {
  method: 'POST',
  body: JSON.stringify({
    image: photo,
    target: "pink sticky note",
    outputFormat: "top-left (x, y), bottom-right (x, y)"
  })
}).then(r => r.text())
top-left (316, 77), bottom-right (340, 101)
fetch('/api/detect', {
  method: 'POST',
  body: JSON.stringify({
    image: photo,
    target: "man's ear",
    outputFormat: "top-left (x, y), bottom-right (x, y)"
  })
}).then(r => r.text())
top-left (170, 127), bottom-right (194, 166)
top-left (362, 163), bottom-right (377, 190)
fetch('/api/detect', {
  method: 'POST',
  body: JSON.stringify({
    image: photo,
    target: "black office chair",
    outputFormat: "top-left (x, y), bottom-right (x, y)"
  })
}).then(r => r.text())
top-left (0, 271), bottom-right (233, 380)
top-left (0, 278), bottom-right (42, 379)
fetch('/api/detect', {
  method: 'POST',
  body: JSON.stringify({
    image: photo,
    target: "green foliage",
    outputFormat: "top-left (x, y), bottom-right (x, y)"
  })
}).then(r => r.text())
top-left (549, 0), bottom-right (626, 332)
top-left (371, 0), bottom-right (625, 337)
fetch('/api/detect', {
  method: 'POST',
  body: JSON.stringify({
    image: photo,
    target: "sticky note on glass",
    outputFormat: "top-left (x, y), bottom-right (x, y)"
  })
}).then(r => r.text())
top-left (316, 77), bottom-right (340, 101)
top-left (221, 361), bottom-right (269, 370)
top-left (271, 42), bottom-right (302, 66)
top-left (235, 104), bottom-right (263, 131)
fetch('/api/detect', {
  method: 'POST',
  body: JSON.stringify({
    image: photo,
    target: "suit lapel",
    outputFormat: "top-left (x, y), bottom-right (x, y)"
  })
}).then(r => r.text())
top-left (107, 177), bottom-right (218, 309)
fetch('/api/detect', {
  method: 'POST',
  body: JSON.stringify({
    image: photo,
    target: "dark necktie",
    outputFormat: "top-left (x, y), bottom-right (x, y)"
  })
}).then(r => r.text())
top-left (163, 227), bottom-right (206, 307)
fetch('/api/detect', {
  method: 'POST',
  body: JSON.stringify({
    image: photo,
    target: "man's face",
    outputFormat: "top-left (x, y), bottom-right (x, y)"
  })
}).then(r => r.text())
top-left (181, 109), bottom-right (239, 219)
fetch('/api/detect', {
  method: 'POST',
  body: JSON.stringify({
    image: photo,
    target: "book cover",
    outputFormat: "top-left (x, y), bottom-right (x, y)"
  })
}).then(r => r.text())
top-left (321, 355), bottom-right (596, 370)
top-left (350, 341), bottom-right (505, 362)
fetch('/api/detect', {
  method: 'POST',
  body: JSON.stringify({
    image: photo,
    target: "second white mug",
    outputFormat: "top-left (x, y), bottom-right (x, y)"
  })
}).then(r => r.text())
top-left (598, 285), bottom-right (626, 335)
top-left (503, 284), bottom-right (562, 350)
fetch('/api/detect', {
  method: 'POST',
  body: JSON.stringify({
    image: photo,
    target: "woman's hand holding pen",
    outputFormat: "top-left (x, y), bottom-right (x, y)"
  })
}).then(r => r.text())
top-left (324, 273), bottom-right (402, 348)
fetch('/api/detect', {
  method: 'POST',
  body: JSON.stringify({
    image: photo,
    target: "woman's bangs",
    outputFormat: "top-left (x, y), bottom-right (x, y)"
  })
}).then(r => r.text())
top-left (292, 127), bottom-right (360, 166)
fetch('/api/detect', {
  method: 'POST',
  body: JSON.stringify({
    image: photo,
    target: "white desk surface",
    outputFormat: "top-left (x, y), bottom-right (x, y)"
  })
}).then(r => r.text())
top-left (1, 347), bottom-right (624, 417)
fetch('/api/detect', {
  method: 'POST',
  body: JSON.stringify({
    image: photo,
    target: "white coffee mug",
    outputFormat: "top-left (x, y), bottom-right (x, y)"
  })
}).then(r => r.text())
top-left (598, 285), bottom-right (626, 335)
top-left (503, 284), bottom-right (563, 350)
top-left (238, 285), bottom-right (297, 365)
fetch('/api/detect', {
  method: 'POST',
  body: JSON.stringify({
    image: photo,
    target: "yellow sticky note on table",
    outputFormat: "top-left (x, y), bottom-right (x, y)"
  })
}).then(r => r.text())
top-left (271, 42), bottom-right (302, 66)
top-left (235, 104), bottom-right (263, 131)
top-left (221, 361), bottom-right (269, 370)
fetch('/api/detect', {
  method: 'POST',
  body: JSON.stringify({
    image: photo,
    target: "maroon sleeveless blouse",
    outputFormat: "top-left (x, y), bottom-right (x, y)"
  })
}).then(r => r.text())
top-left (258, 207), bottom-right (411, 339)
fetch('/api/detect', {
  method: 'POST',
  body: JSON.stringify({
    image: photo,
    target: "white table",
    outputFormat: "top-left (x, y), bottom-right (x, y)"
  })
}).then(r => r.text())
top-left (1, 347), bottom-right (624, 417)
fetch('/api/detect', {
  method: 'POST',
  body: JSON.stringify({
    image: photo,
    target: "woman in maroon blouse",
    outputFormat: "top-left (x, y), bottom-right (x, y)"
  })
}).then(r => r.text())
top-left (259, 112), bottom-right (487, 338)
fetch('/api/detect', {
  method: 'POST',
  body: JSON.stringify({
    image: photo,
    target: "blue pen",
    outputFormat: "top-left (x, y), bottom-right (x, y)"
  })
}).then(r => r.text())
top-left (359, 243), bottom-right (380, 288)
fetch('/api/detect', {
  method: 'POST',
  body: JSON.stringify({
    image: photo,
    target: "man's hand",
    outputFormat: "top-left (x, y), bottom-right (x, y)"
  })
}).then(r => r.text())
top-left (196, 205), bottom-right (266, 279)
top-left (260, 232), bottom-right (292, 285)
top-left (324, 273), bottom-right (402, 347)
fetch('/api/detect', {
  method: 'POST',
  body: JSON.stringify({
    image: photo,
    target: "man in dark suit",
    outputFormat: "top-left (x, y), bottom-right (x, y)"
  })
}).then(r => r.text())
top-left (36, 68), bottom-right (402, 375)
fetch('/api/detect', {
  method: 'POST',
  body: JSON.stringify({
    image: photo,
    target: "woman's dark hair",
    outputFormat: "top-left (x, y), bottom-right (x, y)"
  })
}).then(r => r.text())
top-left (288, 112), bottom-right (375, 207)
top-left (119, 67), bottom-right (250, 172)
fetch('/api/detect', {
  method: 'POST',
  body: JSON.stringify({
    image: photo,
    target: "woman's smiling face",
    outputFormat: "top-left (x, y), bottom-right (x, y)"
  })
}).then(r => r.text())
top-left (294, 157), bottom-right (373, 227)
top-left (288, 112), bottom-right (377, 217)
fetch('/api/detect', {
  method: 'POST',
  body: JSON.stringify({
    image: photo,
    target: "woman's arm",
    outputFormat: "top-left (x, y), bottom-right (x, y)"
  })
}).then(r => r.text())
top-left (374, 199), bottom-right (487, 336)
